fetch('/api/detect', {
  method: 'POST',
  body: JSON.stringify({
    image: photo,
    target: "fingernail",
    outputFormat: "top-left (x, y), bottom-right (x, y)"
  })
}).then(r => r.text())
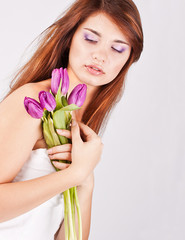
top-left (56, 129), bottom-right (64, 134)
top-left (47, 149), bottom-right (52, 154)
top-left (72, 119), bottom-right (77, 126)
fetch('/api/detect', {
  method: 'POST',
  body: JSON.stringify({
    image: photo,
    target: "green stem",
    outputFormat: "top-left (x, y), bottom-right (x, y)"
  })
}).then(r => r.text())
top-left (74, 187), bottom-right (82, 240)
top-left (65, 189), bottom-right (75, 240)
top-left (42, 112), bottom-right (81, 239)
top-left (71, 188), bottom-right (77, 240)
top-left (63, 191), bottom-right (69, 240)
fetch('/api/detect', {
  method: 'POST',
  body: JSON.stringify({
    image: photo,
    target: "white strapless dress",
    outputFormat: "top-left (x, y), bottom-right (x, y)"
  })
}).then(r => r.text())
top-left (0, 148), bottom-right (64, 240)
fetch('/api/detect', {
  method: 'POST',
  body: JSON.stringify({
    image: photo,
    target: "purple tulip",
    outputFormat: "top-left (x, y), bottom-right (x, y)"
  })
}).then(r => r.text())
top-left (24, 97), bottom-right (43, 119)
top-left (68, 84), bottom-right (87, 107)
top-left (51, 67), bottom-right (69, 96)
top-left (60, 68), bottom-right (69, 95)
top-left (51, 68), bottom-right (61, 95)
top-left (39, 91), bottom-right (56, 111)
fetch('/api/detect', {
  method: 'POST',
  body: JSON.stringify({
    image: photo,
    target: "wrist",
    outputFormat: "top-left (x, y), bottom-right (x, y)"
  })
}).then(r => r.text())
top-left (67, 165), bottom-right (86, 186)
top-left (78, 172), bottom-right (94, 191)
top-left (62, 166), bottom-right (82, 188)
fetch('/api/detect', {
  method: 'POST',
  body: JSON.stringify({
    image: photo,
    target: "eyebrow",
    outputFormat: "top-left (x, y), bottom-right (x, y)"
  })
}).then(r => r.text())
top-left (84, 27), bottom-right (130, 46)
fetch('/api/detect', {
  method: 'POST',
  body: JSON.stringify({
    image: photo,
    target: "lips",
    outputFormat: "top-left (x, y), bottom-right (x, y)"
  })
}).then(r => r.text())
top-left (85, 65), bottom-right (105, 75)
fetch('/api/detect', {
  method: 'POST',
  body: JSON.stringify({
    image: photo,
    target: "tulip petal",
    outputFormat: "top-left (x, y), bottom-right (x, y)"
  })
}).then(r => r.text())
top-left (76, 84), bottom-right (87, 107)
top-left (51, 68), bottom-right (61, 95)
top-left (67, 84), bottom-right (87, 107)
top-left (39, 91), bottom-right (56, 112)
top-left (24, 97), bottom-right (43, 119)
top-left (61, 68), bottom-right (69, 95)
top-left (67, 84), bottom-right (82, 105)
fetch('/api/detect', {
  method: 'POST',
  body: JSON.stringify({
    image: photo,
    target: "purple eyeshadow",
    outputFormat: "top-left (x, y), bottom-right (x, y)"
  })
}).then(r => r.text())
top-left (118, 48), bottom-right (126, 53)
top-left (83, 32), bottom-right (97, 42)
top-left (84, 33), bottom-right (89, 40)
top-left (112, 46), bottom-right (127, 53)
top-left (83, 31), bottom-right (127, 53)
top-left (84, 33), bottom-right (98, 42)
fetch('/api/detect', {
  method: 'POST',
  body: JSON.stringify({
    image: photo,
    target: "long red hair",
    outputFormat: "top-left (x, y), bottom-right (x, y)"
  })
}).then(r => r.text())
top-left (4, 0), bottom-right (143, 136)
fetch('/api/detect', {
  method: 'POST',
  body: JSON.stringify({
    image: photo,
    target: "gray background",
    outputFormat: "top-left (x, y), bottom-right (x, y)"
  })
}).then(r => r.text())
top-left (0, 1), bottom-right (185, 239)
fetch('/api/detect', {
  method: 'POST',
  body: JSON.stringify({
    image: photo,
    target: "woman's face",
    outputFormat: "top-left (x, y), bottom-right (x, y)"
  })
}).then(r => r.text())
top-left (67, 12), bottom-right (131, 88)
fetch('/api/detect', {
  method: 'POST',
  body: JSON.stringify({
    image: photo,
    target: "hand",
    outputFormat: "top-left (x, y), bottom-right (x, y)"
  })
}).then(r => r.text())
top-left (47, 118), bottom-right (103, 186)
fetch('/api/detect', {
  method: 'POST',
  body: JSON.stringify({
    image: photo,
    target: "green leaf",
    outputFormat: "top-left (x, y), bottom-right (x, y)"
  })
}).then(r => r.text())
top-left (60, 104), bottom-right (80, 112)
top-left (43, 109), bottom-right (49, 119)
top-left (55, 79), bottom-right (63, 111)
top-left (53, 109), bottom-right (66, 129)
top-left (42, 118), bottom-right (55, 148)
top-left (59, 134), bottom-right (69, 145)
top-left (49, 89), bottom-right (54, 97)
top-left (61, 96), bottom-right (68, 107)
top-left (53, 109), bottom-right (69, 144)
top-left (65, 112), bottom-right (72, 130)
top-left (48, 115), bottom-right (60, 146)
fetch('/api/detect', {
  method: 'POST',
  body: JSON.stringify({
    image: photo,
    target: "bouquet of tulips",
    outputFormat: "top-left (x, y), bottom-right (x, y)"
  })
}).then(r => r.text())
top-left (24, 67), bottom-right (87, 240)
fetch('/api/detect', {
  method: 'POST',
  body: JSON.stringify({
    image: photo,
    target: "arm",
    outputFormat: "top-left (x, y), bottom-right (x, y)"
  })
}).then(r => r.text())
top-left (0, 84), bottom-right (78, 222)
top-left (0, 86), bottom-right (103, 224)
top-left (0, 167), bottom-right (77, 222)
top-left (55, 173), bottom-right (94, 240)
top-left (48, 124), bottom-right (102, 240)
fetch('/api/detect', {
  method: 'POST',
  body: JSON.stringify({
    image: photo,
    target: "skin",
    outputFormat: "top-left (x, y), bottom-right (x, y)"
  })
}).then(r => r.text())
top-left (67, 12), bottom-right (131, 120)
top-left (0, 12), bottom-right (131, 240)
top-left (52, 13), bottom-right (131, 239)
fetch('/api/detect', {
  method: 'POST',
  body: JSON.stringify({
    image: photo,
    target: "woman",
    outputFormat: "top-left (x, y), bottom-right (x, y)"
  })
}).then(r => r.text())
top-left (0, 0), bottom-right (143, 239)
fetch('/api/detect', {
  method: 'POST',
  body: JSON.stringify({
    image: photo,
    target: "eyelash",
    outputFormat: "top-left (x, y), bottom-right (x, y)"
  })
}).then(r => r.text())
top-left (84, 35), bottom-right (125, 54)
top-left (111, 46), bottom-right (125, 53)
top-left (84, 36), bottom-right (97, 43)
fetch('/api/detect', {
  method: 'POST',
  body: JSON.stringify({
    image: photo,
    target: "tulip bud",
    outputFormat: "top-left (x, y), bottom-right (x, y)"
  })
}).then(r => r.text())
top-left (24, 97), bottom-right (43, 119)
top-left (68, 84), bottom-right (87, 107)
top-left (51, 68), bottom-right (61, 95)
top-left (60, 68), bottom-right (69, 95)
top-left (39, 91), bottom-right (56, 112)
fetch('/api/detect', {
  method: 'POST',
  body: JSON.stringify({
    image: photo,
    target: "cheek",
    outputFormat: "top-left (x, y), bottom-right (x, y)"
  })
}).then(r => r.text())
top-left (109, 52), bottom-right (130, 78)
top-left (69, 35), bottom-right (82, 61)
top-left (69, 44), bottom-right (80, 63)
top-left (69, 41), bottom-right (88, 67)
top-left (70, 32), bottom-right (89, 57)
top-left (110, 61), bottom-right (125, 79)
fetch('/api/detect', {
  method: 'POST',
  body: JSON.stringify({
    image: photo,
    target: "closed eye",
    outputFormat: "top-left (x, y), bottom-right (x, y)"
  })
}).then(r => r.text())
top-left (84, 33), bottom-right (98, 43)
top-left (85, 38), bottom-right (98, 43)
top-left (111, 46), bottom-right (126, 53)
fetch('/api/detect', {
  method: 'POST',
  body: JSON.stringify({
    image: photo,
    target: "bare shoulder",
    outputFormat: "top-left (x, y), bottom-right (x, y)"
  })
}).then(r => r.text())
top-left (1, 79), bottom-right (51, 112)
top-left (0, 80), bottom-right (50, 183)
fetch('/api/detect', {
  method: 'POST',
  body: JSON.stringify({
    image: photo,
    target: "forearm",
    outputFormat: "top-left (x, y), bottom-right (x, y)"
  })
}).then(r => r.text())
top-left (55, 174), bottom-right (94, 240)
top-left (0, 168), bottom-right (76, 223)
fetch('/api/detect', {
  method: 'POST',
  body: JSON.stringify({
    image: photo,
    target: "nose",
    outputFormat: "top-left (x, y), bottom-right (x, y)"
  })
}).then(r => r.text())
top-left (92, 49), bottom-right (107, 64)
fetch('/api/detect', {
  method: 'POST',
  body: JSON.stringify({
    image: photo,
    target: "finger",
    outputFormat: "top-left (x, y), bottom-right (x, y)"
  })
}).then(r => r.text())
top-left (72, 111), bottom-right (77, 120)
top-left (56, 129), bottom-right (72, 139)
top-left (77, 121), bottom-right (98, 142)
top-left (48, 152), bottom-right (71, 161)
top-left (47, 144), bottom-right (72, 154)
top-left (71, 118), bottom-right (82, 143)
top-left (52, 161), bottom-right (71, 170)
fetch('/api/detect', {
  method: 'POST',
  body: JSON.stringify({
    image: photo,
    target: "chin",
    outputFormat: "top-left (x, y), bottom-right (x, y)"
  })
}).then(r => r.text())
top-left (84, 75), bottom-right (106, 86)
top-left (83, 79), bottom-right (102, 87)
